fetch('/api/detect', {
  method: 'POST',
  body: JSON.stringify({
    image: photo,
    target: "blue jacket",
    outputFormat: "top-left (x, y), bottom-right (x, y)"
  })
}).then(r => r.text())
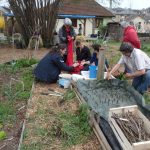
top-left (34, 52), bottom-right (73, 83)
top-left (90, 52), bottom-right (109, 68)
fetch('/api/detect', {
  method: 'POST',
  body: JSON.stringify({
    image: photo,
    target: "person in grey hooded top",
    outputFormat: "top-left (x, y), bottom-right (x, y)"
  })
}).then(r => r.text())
top-left (59, 18), bottom-right (76, 44)
top-left (58, 18), bottom-right (76, 63)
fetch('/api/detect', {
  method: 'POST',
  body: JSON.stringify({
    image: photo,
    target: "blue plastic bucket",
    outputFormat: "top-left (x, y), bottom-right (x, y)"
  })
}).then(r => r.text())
top-left (89, 65), bottom-right (97, 78)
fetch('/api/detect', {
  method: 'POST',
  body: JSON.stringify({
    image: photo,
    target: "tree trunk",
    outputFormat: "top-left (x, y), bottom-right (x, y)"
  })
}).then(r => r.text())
top-left (8, 0), bottom-right (63, 47)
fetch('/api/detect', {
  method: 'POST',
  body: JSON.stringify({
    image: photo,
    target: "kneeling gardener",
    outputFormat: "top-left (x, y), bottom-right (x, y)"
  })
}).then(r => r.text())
top-left (34, 44), bottom-right (79, 83)
top-left (107, 42), bottom-right (150, 95)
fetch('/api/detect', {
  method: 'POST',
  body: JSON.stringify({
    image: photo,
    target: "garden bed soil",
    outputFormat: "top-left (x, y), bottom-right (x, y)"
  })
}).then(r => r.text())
top-left (0, 67), bottom-right (28, 150)
top-left (21, 82), bottom-right (100, 150)
top-left (0, 47), bottom-right (49, 64)
top-left (0, 47), bottom-right (100, 150)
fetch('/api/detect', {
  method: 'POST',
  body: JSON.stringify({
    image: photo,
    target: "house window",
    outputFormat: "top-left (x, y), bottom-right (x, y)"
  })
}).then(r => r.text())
top-left (138, 22), bottom-right (141, 30)
top-left (71, 19), bottom-right (77, 27)
top-left (95, 18), bottom-right (103, 28)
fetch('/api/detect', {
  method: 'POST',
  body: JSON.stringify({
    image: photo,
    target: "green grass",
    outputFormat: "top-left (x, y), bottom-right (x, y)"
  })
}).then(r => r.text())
top-left (0, 58), bottom-right (36, 140)
top-left (51, 104), bottom-right (91, 146)
top-left (2, 67), bottom-right (34, 101)
top-left (0, 101), bottom-right (15, 124)
top-left (144, 92), bottom-right (150, 104)
top-left (63, 89), bottom-right (76, 101)
top-left (141, 42), bottom-right (150, 56)
top-left (0, 131), bottom-right (7, 140)
top-left (21, 142), bottom-right (44, 150)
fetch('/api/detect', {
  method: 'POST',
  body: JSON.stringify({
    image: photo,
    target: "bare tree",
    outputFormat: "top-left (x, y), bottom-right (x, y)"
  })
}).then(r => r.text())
top-left (98, 0), bottom-right (121, 8)
top-left (109, 0), bottom-right (120, 8)
top-left (8, 0), bottom-right (63, 47)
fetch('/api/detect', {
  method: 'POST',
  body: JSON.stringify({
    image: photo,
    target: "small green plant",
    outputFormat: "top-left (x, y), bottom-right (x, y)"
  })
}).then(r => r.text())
top-left (144, 92), bottom-right (150, 104)
top-left (117, 72), bottom-right (127, 80)
top-left (0, 131), bottom-right (7, 140)
top-left (63, 89), bottom-right (76, 101)
top-left (0, 101), bottom-right (15, 123)
top-left (4, 84), bottom-right (22, 101)
top-left (15, 58), bottom-right (38, 68)
top-left (0, 124), bottom-right (3, 129)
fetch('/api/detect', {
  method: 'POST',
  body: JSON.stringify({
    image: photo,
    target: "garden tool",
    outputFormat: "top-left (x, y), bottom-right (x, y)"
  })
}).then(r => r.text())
top-left (48, 88), bottom-right (63, 95)
top-left (41, 88), bottom-right (63, 97)
top-left (40, 92), bottom-right (62, 97)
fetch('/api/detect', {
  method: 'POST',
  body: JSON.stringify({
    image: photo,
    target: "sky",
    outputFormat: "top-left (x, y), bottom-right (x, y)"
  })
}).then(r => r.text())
top-left (99, 0), bottom-right (150, 10)
top-left (0, 0), bottom-right (150, 10)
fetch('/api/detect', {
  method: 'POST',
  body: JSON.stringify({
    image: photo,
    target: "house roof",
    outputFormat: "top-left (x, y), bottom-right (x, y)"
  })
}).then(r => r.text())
top-left (127, 15), bottom-right (145, 21)
top-left (113, 8), bottom-right (137, 15)
top-left (58, 0), bottom-right (114, 17)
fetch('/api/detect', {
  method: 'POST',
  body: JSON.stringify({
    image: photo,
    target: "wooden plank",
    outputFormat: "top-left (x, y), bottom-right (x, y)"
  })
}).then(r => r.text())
top-left (109, 118), bottom-right (132, 150)
top-left (97, 49), bottom-right (105, 80)
top-left (93, 117), bottom-right (112, 150)
top-left (109, 120), bottom-right (128, 150)
top-left (73, 86), bottom-right (86, 104)
top-left (136, 110), bottom-right (150, 134)
top-left (93, 127), bottom-right (107, 150)
top-left (109, 105), bottom-right (138, 115)
top-left (133, 141), bottom-right (150, 150)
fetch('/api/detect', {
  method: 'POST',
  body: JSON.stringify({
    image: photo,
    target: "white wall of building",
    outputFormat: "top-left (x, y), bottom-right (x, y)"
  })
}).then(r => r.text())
top-left (55, 18), bottom-right (94, 37)
top-left (55, 17), bottom-right (113, 37)
top-left (132, 16), bottom-right (145, 33)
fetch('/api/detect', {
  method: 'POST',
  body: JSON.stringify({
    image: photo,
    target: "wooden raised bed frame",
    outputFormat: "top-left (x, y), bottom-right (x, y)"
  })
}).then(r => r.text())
top-left (72, 83), bottom-right (112, 150)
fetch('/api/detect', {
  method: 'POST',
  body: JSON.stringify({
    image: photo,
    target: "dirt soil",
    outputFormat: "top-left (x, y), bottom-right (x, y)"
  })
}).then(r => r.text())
top-left (0, 47), bottom-right (49, 64)
top-left (0, 62), bottom-right (29, 150)
top-left (0, 47), bottom-right (100, 150)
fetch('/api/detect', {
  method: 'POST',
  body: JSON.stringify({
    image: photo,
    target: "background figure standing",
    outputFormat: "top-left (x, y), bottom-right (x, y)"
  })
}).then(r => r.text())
top-left (120, 20), bottom-right (141, 49)
top-left (78, 24), bottom-right (82, 35)
top-left (59, 18), bottom-right (76, 66)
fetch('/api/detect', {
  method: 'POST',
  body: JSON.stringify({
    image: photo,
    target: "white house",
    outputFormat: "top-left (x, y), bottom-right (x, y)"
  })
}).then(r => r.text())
top-left (55, 0), bottom-right (114, 37)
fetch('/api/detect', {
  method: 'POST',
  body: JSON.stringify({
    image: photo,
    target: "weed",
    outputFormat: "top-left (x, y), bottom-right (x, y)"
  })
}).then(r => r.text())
top-left (0, 131), bottom-right (7, 140)
top-left (34, 127), bottom-right (48, 137)
top-left (63, 89), bottom-right (76, 101)
top-left (15, 58), bottom-right (38, 68)
top-left (144, 92), bottom-right (150, 104)
top-left (117, 72), bottom-right (127, 80)
top-left (17, 91), bottom-right (30, 100)
top-left (3, 82), bottom-right (24, 101)
top-left (21, 69), bottom-right (34, 91)
top-left (0, 101), bottom-right (15, 123)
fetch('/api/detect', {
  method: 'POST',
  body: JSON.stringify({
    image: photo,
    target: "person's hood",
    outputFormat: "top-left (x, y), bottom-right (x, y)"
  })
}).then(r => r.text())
top-left (124, 26), bottom-right (136, 32)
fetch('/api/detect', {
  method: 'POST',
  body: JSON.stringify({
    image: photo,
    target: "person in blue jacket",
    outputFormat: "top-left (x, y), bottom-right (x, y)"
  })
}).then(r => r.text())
top-left (34, 44), bottom-right (78, 83)
top-left (81, 44), bottom-right (109, 71)
top-left (91, 44), bottom-right (109, 69)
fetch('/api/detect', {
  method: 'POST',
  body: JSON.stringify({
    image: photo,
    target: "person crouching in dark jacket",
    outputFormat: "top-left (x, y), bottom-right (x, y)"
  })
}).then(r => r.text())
top-left (75, 40), bottom-right (91, 62)
top-left (34, 44), bottom-right (79, 83)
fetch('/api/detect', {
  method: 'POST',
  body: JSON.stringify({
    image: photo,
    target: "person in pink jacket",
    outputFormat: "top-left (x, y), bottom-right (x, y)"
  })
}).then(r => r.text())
top-left (120, 21), bottom-right (141, 49)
